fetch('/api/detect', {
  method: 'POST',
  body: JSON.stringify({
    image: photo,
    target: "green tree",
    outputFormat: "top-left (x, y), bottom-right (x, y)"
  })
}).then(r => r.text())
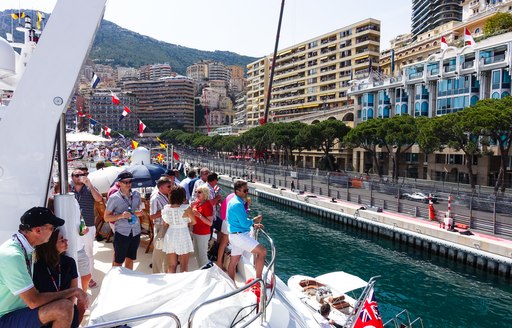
top-left (309, 119), bottom-right (350, 171)
top-left (484, 12), bottom-right (512, 36)
top-left (464, 97), bottom-right (512, 193)
top-left (292, 124), bottom-right (314, 167)
top-left (271, 122), bottom-right (306, 165)
top-left (344, 119), bottom-right (385, 177)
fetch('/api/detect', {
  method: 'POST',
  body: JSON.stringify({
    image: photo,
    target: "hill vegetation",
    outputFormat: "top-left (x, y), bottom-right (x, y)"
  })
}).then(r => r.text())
top-left (0, 10), bottom-right (257, 74)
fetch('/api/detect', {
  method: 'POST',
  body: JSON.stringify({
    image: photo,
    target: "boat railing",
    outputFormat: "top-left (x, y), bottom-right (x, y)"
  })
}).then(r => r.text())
top-left (84, 312), bottom-right (181, 328)
top-left (345, 275), bottom-right (380, 328)
top-left (188, 228), bottom-right (276, 327)
top-left (383, 309), bottom-right (424, 328)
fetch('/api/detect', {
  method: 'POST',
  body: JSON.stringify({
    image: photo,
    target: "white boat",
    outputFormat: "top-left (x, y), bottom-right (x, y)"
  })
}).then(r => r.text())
top-left (288, 272), bottom-right (381, 328)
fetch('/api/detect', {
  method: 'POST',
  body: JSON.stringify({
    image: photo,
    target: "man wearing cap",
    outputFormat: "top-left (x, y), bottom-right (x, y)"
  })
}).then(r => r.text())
top-left (104, 171), bottom-right (143, 270)
top-left (0, 207), bottom-right (89, 328)
top-left (71, 168), bottom-right (103, 290)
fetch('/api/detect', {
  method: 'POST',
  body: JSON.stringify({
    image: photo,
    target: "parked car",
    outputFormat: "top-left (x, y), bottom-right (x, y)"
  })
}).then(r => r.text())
top-left (402, 192), bottom-right (438, 203)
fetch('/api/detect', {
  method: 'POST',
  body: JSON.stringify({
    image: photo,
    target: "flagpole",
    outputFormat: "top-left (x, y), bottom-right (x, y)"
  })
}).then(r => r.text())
top-left (166, 144), bottom-right (170, 169)
top-left (171, 144), bottom-right (174, 169)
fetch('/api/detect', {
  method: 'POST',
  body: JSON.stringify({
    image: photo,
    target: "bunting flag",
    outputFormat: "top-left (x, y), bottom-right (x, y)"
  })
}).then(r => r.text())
top-left (103, 126), bottom-right (111, 138)
top-left (353, 285), bottom-right (383, 328)
top-left (91, 72), bottom-right (100, 89)
top-left (160, 143), bottom-right (167, 149)
top-left (36, 12), bottom-right (45, 29)
top-left (119, 106), bottom-right (131, 121)
top-left (131, 140), bottom-right (139, 149)
top-left (464, 27), bottom-right (475, 46)
top-left (157, 153), bottom-right (164, 163)
top-left (11, 12), bottom-right (26, 19)
top-left (111, 92), bottom-right (121, 105)
top-left (156, 137), bottom-right (163, 142)
top-left (77, 111), bottom-right (85, 117)
top-left (173, 152), bottom-right (180, 161)
top-left (440, 36), bottom-right (448, 50)
top-left (89, 118), bottom-right (98, 126)
top-left (138, 120), bottom-right (146, 137)
top-left (118, 132), bottom-right (125, 139)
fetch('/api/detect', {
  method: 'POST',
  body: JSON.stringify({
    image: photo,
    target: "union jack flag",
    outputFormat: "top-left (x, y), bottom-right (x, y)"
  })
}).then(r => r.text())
top-left (353, 286), bottom-right (383, 328)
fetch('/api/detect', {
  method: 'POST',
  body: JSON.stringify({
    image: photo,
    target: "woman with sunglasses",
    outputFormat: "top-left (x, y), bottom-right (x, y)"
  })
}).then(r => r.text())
top-left (161, 186), bottom-right (196, 273)
top-left (191, 184), bottom-right (213, 268)
top-left (33, 229), bottom-right (83, 328)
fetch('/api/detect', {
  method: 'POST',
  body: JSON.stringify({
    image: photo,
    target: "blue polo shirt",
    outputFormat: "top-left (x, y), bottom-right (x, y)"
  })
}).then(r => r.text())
top-left (106, 190), bottom-right (142, 237)
top-left (227, 195), bottom-right (252, 233)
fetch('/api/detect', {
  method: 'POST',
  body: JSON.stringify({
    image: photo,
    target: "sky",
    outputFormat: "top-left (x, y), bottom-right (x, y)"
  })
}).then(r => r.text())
top-left (0, 0), bottom-right (412, 57)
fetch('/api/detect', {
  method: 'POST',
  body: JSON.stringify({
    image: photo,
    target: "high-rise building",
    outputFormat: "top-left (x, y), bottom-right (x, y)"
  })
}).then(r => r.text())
top-left (246, 18), bottom-right (380, 126)
top-left (412, 0), bottom-right (463, 38)
top-left (124, 76), bottom-right (195, 132)
top-left (186, 61), bottom-right (209, 81)
top-left (139, 63), bottom-right (172, 81)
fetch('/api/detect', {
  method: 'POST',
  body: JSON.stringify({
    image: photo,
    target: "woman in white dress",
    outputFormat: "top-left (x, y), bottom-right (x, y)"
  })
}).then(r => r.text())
top-left (161, 186), bottom-right (196, 273)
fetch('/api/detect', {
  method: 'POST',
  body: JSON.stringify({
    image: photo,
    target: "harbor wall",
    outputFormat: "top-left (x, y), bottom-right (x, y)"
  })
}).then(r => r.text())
top-left (218, 177), bottom-right (512, 278)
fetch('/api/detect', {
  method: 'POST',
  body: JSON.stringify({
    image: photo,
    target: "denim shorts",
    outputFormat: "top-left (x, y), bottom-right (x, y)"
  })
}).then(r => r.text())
top-left (0, 307), bottom-right (41, 328)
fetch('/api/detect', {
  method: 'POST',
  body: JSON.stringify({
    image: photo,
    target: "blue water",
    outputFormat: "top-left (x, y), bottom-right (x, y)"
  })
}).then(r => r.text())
top-left (248, 197), bottom-right (512, 328)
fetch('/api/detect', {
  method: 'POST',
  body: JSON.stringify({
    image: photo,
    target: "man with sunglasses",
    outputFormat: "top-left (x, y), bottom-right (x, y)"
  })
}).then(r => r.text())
top-left (71, 169), bottom-right (103, 289)
top-left (104, 171), bottom-right (143, 270)
top-left (0, 207), bottom-right (89, 328)
top-left (226, 181), bottom-right (267, 281)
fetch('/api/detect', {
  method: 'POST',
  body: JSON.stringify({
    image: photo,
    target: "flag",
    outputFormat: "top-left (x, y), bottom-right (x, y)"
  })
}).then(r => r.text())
top-left (440, 36), bottom-right (448, 51)
top-left (89, 118), bottom-right (98, 126)
top-left (86, 113), bottom-right (92, 119)
top-left (111, 92), bottom-right (121, 105)
top-left (103, 126), bottom-right (111, 138)
top-left (36, 12), bottom-right (45, 29)
top-left (119, 106), bottom-right (131, 121)
top-left (11, 12), bottom-right (25, 19)
top-left (118, 132), bottom-right (125, 139)
top-left (160, 143), bottom-right (167, 149)
top-left (77, 111), bottom-right (85, 117)
top-left (173, 152), bottom-right (180, 161)
top-left (131, 140), bottom-right (139, 149)
top-left (157, 153), bottom-right (164, 163)
top-left (353, 286), bottom-right (383, 328)
top-left (464, 27), bottom-right (475, 46)
top-left (91, 72), bottom-right (100, 89)
top-left (139, 120), bottom-right (146, 137)
top-left (259, 117), bottom-right (265, 125)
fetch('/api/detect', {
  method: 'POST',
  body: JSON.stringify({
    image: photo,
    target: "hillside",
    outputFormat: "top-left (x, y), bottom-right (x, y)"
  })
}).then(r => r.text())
top-left (0, 10), bottom-right (257, 74)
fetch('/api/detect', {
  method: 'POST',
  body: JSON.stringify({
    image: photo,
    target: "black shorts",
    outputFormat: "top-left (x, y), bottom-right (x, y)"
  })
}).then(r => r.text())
top-left (212, 216), bottom-right (223, 232)
top-left (113, 232), bottom-right (140, 264)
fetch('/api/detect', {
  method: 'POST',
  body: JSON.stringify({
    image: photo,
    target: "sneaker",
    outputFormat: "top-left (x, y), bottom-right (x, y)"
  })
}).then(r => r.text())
top-left (88, 279), bottom-right (98, 288)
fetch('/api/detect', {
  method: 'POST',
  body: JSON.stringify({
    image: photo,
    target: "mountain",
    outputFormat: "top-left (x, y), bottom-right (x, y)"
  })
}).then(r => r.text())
top-left (0, 10), bottom-right (257, 74)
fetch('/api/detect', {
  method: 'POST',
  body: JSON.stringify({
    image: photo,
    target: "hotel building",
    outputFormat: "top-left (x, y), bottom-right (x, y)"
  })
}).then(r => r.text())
top-left (245, 18), bottom-right (381, 127)
top-left (412, 0), bottom-right (463, 38)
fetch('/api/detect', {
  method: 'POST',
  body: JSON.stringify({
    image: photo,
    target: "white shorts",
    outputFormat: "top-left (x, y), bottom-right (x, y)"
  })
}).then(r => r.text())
top-left (77, 247), bottom-right (91, 276)
top-left (229, 232), bottom-right (259, 256)
top-left (221, 220), bottom-right (229, 234)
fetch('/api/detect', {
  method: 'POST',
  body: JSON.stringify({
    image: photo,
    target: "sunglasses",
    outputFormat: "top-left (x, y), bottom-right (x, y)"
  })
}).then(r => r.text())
top-left (240, 189), bottom-right (249, 193)
top-left (120, 180), bottom-right (132, 184)
top-left (73, 174), bottom-right (86, 177)
top-left (196, 191), bottom-right (202, 194)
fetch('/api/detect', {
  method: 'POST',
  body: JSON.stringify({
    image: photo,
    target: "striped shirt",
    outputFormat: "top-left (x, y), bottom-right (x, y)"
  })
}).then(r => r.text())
top-left (72, 185), bottom-right (96, 226)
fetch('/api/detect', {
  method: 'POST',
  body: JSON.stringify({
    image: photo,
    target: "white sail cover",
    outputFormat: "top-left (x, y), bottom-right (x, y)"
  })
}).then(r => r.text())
top-left (88, 266), bottom-right (256, 327)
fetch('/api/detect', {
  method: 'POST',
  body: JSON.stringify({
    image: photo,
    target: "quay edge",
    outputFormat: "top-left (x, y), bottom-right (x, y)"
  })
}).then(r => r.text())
top-left (218, 177), bottom-right (512, 278)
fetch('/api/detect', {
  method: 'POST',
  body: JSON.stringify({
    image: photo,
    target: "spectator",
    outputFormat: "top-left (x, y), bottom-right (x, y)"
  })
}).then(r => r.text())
top-left (161, 186), bottom-right (196, 273)
top-left (0, 207), bottom-right (88, 328)
top-left (227, 181), bottom-right (266, 281)
top-left (191, 184), bottom-right (213, 268)
top-left (189, 167), bottom-right (210, 204)
top-left (149, 177), bottom-right (172, 273)
top-left (70, 169), bottom-right (103, 289)
top-left (179, 169), bottom-right (197, 202)
top-left (104, 172), bottom-right (143, 270)
top-left (33, 229), bottom-right (82, 327)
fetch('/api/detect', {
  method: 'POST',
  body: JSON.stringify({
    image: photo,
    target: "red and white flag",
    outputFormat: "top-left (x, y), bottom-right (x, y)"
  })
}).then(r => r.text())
top-left (103, 126), bottom-right (111, 138)
top-left (138, 120), bottom-right (146, 137)
top-left (111, 92), bottom-right (121, 105)
top-left (77, 111), bottom-right (85, 117)
top-left (119, 106), bottom-right (131, 121)
top-left (353, 286), bottom-right (383, 328)
top-left (440, 36), bottom-right (448, 50)
top-left (464, 27), bottom-right (475, 46)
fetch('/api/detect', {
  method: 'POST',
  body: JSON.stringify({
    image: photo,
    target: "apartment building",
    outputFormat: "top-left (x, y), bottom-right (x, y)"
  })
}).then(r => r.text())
top-left (88, 90), bottom-right (138, 134)
top-left (124, 76), bottom-right (195, 132)
top-left (245, 18), bottom-right (380, 126)
top-left (139, 63), bottom-right (173, 81)
top-left (349, 31), bottom-right (512, 186)
top-left (412, 0), bottom-right (463, 38)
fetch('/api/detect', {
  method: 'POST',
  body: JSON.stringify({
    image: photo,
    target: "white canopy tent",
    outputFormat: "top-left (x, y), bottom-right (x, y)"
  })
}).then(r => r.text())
top-left (66, 132), bottom-right (109, 142)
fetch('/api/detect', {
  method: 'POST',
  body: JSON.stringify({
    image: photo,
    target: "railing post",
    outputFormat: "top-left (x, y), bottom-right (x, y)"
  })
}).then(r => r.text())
top-left (370, 181), bottom-right (374, 207)
top-left (327, 174), bottom-right (331, 197)
top-left (310, 174), bottom-right (314, 193)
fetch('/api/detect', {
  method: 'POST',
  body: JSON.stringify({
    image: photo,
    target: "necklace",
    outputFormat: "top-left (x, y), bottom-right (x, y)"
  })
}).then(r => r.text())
top-left (46, 264), bottom-right (61, 291)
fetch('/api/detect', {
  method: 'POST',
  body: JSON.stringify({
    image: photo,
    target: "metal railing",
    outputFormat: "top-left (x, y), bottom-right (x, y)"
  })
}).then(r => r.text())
top-left (188, 228), bottom-right (276, 327)
top-left (383, 309), bottom-right (424, 328)
top-left (84, 312), bottom-right (181, 328)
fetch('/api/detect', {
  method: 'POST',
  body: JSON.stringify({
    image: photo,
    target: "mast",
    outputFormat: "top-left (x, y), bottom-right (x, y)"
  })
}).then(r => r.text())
top-left (263, 0), bottom-right (286, 124)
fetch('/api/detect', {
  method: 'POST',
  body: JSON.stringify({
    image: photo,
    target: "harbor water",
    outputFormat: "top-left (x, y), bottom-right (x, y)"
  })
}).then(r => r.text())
top-left (247, 196), bottom-right (512, 328)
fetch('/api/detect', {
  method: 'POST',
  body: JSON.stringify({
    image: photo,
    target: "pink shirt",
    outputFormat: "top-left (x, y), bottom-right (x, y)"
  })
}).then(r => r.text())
top-left (220, 193), bottom-right (235, 220)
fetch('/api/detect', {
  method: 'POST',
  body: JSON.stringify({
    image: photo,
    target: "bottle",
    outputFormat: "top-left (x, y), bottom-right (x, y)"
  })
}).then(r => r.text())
top-left (79, 215), bottom-right (86, 236)
top-left (127, 206), bottom-right (137, 225)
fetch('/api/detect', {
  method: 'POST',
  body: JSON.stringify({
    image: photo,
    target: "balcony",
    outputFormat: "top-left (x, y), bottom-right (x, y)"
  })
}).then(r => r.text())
top-left (408, 72), bottom-right (424, 79)
top-left (444, 65), bottom-right (456, 73)
top-left (481, 53), bottom-right (506, 65)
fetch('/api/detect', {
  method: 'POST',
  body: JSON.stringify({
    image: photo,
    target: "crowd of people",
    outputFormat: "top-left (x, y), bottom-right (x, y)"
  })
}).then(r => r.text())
top-left (0, 161), bottom-right (269, 327)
